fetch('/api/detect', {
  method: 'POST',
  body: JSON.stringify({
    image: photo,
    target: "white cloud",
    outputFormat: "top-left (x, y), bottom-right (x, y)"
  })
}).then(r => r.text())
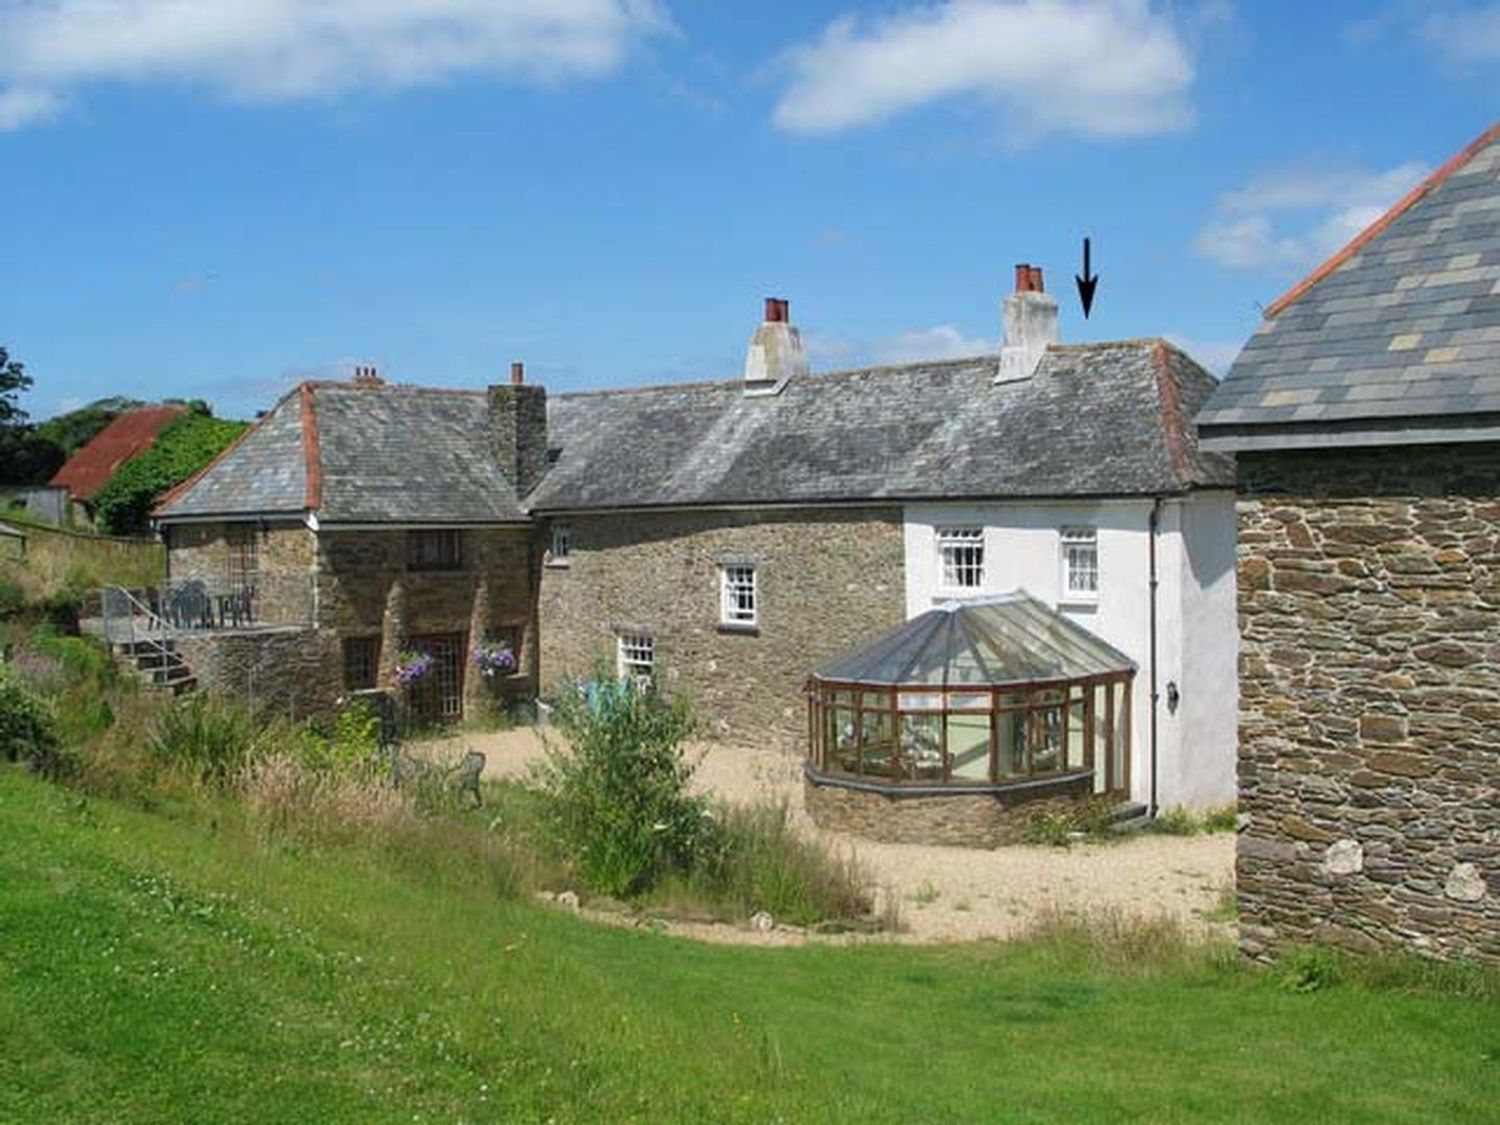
top-left (803, 323), bottom-right (993, 370)
top-left (1164, 334), bottom-right (1241, 375)
top-left (0, 87), bottom-right (63, 131)
top-left (1193, 161), bottom-right (1429, 270)
top-left (1422, 4), bottom-right (1500, 62)
top-left (872, 325), bottom-right (991, 364)
top-left (771, 0), bottom-right (1195, 141)
top-left (0, 0), bottom-right (671, 130)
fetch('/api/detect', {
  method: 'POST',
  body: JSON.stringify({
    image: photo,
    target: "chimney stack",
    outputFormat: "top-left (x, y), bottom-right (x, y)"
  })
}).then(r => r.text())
top-left (996, 262), bottom-right (1059, 384)
top-left (489, 363), bottom-right (548, 500)
top-left (353, 364), bottom-right (384, 386)
top-left (744, 296), bottom-right (807, 396)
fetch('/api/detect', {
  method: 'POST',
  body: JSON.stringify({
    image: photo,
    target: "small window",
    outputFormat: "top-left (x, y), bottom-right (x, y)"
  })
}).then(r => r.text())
top-left (226, 525), bottom-right (259, 589)
top-left (617, 633), bottom-right (654, 684)
top-left (342, 635), bottom-right (380, 691)
top-left (548, 524), bottom-right (571, 566)
top-left (719, 564), bottom-right (757, 628)
top-left (408, 528), bottom-right (462, 571)
top-left (937, 527), bottom-right (984, 589)
top-left (1062, 528), bottom-right (1098, 600)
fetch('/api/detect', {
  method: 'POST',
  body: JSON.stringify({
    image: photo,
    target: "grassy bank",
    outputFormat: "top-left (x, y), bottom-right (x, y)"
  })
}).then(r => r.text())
top-left (2, 766), bottom-right (1495, 1124)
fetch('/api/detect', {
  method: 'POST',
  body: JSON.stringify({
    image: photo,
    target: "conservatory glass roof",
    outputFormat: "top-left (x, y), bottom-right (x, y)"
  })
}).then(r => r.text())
top-left (813, 592), bottom-right (1136, 688)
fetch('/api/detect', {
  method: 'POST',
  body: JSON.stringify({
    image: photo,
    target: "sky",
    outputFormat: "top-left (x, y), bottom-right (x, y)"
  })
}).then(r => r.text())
top-left (0, 0), bottom-right (1496, 421)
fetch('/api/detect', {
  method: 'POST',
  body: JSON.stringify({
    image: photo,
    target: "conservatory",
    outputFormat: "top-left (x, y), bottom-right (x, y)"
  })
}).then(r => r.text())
top-left (803, 593), bottom-right (1136, 846)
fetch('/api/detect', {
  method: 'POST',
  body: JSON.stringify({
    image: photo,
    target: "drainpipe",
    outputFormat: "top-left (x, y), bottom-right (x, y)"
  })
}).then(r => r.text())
top-left (1148, 497), bottom-right (1163, 819)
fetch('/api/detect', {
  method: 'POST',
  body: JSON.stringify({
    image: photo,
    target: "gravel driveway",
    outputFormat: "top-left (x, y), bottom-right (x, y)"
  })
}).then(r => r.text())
top-left (412, 726), bottom-right (1236, 944)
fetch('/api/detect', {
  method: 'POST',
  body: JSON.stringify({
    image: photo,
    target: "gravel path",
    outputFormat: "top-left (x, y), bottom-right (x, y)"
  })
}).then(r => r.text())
top-left (412, 727), bottom-right (1235, 944)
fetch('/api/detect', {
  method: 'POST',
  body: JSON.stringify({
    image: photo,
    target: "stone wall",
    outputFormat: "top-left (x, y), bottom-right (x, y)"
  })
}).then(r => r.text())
top-left (176, 627), bottom-right (341, 720)
top-left (804, 773), bottom-right (1093, 847)
top-left (167, 520), bottom-right (314, 625)
top-left (538, 508), bottom-right (906, 749)
top-left (1236, 444), bottom-right (1500, 964)
top-left (315, 526), bottom-right (539, 693)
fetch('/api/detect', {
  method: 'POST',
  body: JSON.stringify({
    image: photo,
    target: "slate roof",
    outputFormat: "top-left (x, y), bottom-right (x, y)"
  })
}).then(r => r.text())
top-left (50, 405), bottom-right (186, 501)
top-left (154, 383), bottom-right (527, 524)
top-left (529, 339), bottom-right (1232, 513)
top-left (1198, 121), bottom-right (1500, 451)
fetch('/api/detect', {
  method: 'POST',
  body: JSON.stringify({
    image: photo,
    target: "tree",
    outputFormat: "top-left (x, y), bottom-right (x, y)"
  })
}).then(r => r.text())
top-left (0, 346), bottom-right (65, 485)
top-left (34, 395), bottom-right (145, 456)
top-left (0, 346), bottom-right (30, 429)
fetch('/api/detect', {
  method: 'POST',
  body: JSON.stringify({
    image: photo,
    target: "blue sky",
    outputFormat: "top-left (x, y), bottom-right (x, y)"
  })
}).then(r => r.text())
top-left (1, 0), bottom-right (1496, 420)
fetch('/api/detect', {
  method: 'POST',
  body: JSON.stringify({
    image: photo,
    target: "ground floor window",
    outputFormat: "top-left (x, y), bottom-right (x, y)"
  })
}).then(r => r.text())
top-left (719, 563), bottom-right (757, 627)
top-left (342, 635), bottom-right (380, 691)
top-left (407, 631), bottom-right (466, 722)
top-left (617, 633), bottom-right (654, 686)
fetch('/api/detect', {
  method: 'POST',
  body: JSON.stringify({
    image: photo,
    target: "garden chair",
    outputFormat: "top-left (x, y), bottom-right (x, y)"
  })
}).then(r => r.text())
top-left (448, 751), bottom-right (486, 809)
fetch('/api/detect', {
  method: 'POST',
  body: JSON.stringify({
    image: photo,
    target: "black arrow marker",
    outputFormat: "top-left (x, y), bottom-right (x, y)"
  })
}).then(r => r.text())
top-left (1076, 236), bottom-right (1099, 319)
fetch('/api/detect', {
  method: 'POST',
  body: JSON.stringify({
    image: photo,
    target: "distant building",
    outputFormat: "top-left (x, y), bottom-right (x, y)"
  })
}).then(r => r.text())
top-left (50, 404), bottom-right (186, 527)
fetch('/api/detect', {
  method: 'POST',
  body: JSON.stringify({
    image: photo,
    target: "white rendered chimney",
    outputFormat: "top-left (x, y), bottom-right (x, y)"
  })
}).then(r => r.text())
top-left (996, 264), bottom-right (1059, 384)
top-left (744, 297), bottom-right (807, 396)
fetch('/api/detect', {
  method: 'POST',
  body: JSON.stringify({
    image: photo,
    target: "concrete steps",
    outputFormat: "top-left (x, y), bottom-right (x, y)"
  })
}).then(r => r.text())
top-left (115, 638), bottom-right (197, 696)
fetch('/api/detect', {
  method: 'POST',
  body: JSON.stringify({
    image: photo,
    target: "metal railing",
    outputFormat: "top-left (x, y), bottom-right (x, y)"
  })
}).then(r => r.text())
top-left (99, 585), bottom-right (180, 671)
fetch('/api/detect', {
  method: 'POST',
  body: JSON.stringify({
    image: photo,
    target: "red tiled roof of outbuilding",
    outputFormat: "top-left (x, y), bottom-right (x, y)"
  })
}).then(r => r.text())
top-left (49, 404), bottom-right (187, 501)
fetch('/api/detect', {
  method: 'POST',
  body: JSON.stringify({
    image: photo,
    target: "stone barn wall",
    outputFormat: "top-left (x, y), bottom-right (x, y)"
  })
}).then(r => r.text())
top-left (166, 520), bottom-right (314, 626)
top-left (1236, 443), bottom-right (1499, 964)
top-left (538, 508), bottom-right (906, 750)
top-left (175, 627), bottom-right (342, 720)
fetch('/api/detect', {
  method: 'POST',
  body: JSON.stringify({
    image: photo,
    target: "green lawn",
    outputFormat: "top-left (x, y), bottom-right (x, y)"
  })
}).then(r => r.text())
top-left (1, 766), bottom-right (1496, 1124)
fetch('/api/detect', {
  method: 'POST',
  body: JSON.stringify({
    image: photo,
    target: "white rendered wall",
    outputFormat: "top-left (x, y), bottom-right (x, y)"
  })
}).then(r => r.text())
top-left (1170, 491), bottom-right (1238, 806)
top-left (902, 495), bottom-right (1237, 810)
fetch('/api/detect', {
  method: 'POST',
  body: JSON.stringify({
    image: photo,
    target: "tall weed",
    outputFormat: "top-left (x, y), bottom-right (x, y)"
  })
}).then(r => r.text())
top-left (533, 678), bottom-right (704, 897)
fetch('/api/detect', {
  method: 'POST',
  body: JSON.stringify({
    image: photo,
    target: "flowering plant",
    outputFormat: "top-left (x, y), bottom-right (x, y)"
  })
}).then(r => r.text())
top-left (471, 641), bottom-right (517, 678)
top-left (392, 649), bottom-right (434, 689)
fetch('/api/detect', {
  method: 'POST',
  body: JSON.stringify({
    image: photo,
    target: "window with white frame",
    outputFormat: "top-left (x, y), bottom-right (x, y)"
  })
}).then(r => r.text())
top-left (1062, 528), bottom-right (1099, 599)
top-left (937, 527), bottom-right (985, 589)
top-left (617, 633), bottom-right (655, 684)
top-left (719, 564), bottom-right (757, 627)
top-left (549, 524), bottom-right (571, 565)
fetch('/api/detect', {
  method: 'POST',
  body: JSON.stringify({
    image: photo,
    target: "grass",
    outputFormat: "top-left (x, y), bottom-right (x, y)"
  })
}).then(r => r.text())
top-left (2, 764), bottom-right (1497, 1124)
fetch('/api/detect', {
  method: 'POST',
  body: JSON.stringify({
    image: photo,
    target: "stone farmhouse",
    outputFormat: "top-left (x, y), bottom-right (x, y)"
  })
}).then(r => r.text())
top-left (152, 266), bottom-right (1238, 831)
top-left (1198, 121), bottom-right (1500, 964)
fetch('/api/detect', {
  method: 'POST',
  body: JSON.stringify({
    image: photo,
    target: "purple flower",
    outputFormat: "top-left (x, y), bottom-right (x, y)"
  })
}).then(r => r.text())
top-left (471, 642), bottom-right (516, 678)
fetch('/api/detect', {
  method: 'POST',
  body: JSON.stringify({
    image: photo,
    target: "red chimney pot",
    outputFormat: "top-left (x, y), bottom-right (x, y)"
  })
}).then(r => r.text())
top-left (764, 297), bottom-right (782, 323)
top-left (510, 361), bottom-right (525, 385)
top-left (1029, 266), bottom-right (1044, 293)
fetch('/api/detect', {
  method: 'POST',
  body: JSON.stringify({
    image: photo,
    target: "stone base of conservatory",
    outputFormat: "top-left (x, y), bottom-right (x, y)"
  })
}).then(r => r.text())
top-left (802, 767), bottom-right (1095, 848)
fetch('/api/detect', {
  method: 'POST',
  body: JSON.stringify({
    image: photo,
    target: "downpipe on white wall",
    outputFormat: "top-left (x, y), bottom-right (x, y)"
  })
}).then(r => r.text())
top-left (1148, 496), bottom-right (1162, 819)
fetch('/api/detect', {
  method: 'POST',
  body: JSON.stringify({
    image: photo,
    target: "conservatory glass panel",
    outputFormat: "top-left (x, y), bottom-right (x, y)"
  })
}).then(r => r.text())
top-left (899, 714), bottom-right (943, 781)
top-left (859, 709), bottom-right (897, 778)
top-left (946, 713), bottom-right (991, 782)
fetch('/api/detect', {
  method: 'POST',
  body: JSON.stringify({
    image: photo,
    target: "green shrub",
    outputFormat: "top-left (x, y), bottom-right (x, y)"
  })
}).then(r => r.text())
top-left (147, 696), bottom-right (269, 788)
top-left (1025, 808), bottom-right (1080, 847)
top-left (1202, 803), bottom-right (1239, 833)
top-left (1278, 946), bottom-right (1343, 993)
top-left (0, 666), bottom-right (70, 778)
top-left (1152, 805), bottom-right (1200, 836)
top-left (533, 677), bottom-right (703, 897)
top-left (684, 799), bottom-right (870, 925)
top-left (0, 577), bottom-right (22, 619)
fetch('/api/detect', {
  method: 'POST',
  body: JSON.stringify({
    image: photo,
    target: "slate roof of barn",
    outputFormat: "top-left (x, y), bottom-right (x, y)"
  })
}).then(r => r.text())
top-left (1198, 121), bottom-right (1500, 451)
top-left (529, 339), bottom-right (1232, 513)
top-left (153, 383), bottom-right (527, 524)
